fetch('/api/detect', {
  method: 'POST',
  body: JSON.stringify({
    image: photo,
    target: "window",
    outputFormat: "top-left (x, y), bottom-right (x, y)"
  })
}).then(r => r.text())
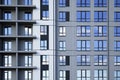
top-left (77, 11), bottom-right (90, 22)
top-left (41, 55), bottom-right (49, 65)
top-left (42, 70), bottom-right (49, 80)
top-left (59, 70), bottom-right (69, 80)
top-left (4, 41), bottom-right (12, 51)
top-left (59, 0), bottom-right (69, 7)
top-left (114, 41), bottom-right (120, 51)
top-left (4, 12), bottom-right (12, 20)
top-left (76, 26), bottom-right (90, 37)
top-left (59, 56), bottom-right (69, 66)
top-left (76, 0), bottom-right (90, 7)
top-left (42, 0), bottom-right (49, 5)
top-left (77, 40), bottom-right (90, 51)
top-left (25, 55), bottom-right (32, 66)
top-left (25, 70), bottom-right (32, 80)
top-left (4, 0), bottom-right (11, 5)
top-left (94, 40), bottom-right (107, 51)
top-left (40, 25), bottom-right (48, 35)
top-left (24, 12), bottom-right (32, 20)
top-left (77, 70), bottom-right (90, 80)
top-left (4, 26), bottom-right (12, 35)
top-left (4, 70), bottom-right (12, 80)
top-left (42, 11), bottom-right (49, 20)
top-left (94, 26), bottom-right (107, 37)
top-left (94, 55), bottom-right (107, 66)
top-left (114, 12), bottom-right (120, 22)
top-left (114, 56), bottom-right (120, 65)
top-left (59, 11), bottom-right (69, 21)
top-left (40, 40), bottom-right (47, 50)
top-left (114, 26), bottom-right (120, 36)
top-left (24, 26), bottom-right (32, 36)
top-left (114, 0), bottom-right (120, 7)
top-left (24, 41), bottom-right (32, 51)
top-left (59, 26), bottom-right (66, 36)
top-left (4, 55), bottom-right (12, 67)
top-left (59, 41), bottom-right (66, 50)
top-left (94, 11), bottom-right (107, 22)
top-left (94, 0), bottom-right (107, 7)
top-left (24, 0), bottom-right (32, 5)
top-left (114, 70), bottom-right (120, 80)
top-left (94, 70), bottom-right (107, 80)
top-left (77, 55), bottom-right (90, 66)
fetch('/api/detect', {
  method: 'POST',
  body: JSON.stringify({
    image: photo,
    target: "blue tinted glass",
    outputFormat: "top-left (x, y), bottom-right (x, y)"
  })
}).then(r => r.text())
top-left (103, 41), bottom-right (107, 47)
top-left (77, 12), bottom-right (80, 18)
top-left (117, 57), bottom-right (120, 62)
top-left (103, 27), bottom-right (107, 33)
top-left (87, 41), bottom-right (90, 47)
top-left (82, 12), bottom-right (85, 18)
top-left (59, 0), bottom-right (66, 6)
top-left (117, 42), bottom-right (120, 47)
top-left (94, 41), bottom-right (98, 47)
top-left (103, 12), bottom-right (107, 18)
top-left (118, 13), bottom-right (120, 18)
top-left (42, 0), bottom-right (48, 5)
top-left (94, 12), bottom-right (98, 19)
top-left (86, 12), bottom-right (90, 20)
top-left (94, 27), bottom-right (98, 34)
top-left (115, 12), bottom-right (117, 19)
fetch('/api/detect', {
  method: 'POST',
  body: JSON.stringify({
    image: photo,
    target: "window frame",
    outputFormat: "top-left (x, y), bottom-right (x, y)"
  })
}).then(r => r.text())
top-left (77, 40), bottom-right (90, 51)
top-left (77, 69), bottom-right (90, 80)
top-left (94, 55), bottom-right (107, 66)
top-left (114, 41), bottom-right (120, 51)
top-left (42, 70), bottom-right (49, 80)
top-left (114, 56), bottom-right (120, 66)
top-left (114, 0), bottom-right (120, 7)
top-left (94, 69), bottom-right (107, 80)
top-left (114, 12), bottom-right (120, 22)
top-left (59, 56), bottom-right (69, 66)
top-left (24, 26), bottom-right (32, 36)
top-left (94, 26), bottom-right (107, 37)
top-left (4, 0), bottom-right (11, 5)
top-left (24, 12), bottom-right (32, 20)
top-left (114, 70), bottom-right (120, 80)
top-left (40, 40), bottom-right (48, 50)
top-left (24, 0), bottom-right (32, 5)
top-left (4, 70), bottom-right (12, 80)
top-left (94, 0), bottom-right (107, 7)
top-left (40, 25), bottom-right (48, 35)
top-left (94, 11), bottom-right (107, 22)
top-left (42, 0), bottom-right (49, 5)
top-left (4, 41), bottom-right (12, 51)
top-left (3, 26), bottom-right (12, 35)
top-left (24, 41), bottom-right (32, 51)
top-left (76, 0), bottom-right (90, 7)
top-left (25, 55), bottom-right (32, 66)
top-left (41, 55), bottom-right (49, 65)
top-left (25, 70), bottom-right (32, 80)
top-left (77, 11), bottom-right (90, 22)
top-left (76, 25), bottom-right (91, 37)
top-left (4, 11), bottom-right (12, 20)
top-left (59, 11), bottom-right (69, 21)
top-left (42, 10), bottom-right (49, 20)
top-left (94, 40), bottom-right (107, 51)
top-left (59, 26), bottom-right (66, 36)
top-left (114, 26), bottom-right (120, 37)
top-left (77, 55), bottom-right (90, 66)
top-left (59, 41), bottom-right (66, 50)
top-left (4, 55), bottom-right (12, 67)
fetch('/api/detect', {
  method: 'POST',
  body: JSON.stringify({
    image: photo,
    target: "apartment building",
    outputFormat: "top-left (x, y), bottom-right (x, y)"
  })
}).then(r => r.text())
top-left (0, 0), bottom-right (120, 80)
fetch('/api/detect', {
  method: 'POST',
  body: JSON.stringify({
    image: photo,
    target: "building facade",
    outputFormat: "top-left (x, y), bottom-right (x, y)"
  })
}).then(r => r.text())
top-left (0, 0), bottom-right (120, 80)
